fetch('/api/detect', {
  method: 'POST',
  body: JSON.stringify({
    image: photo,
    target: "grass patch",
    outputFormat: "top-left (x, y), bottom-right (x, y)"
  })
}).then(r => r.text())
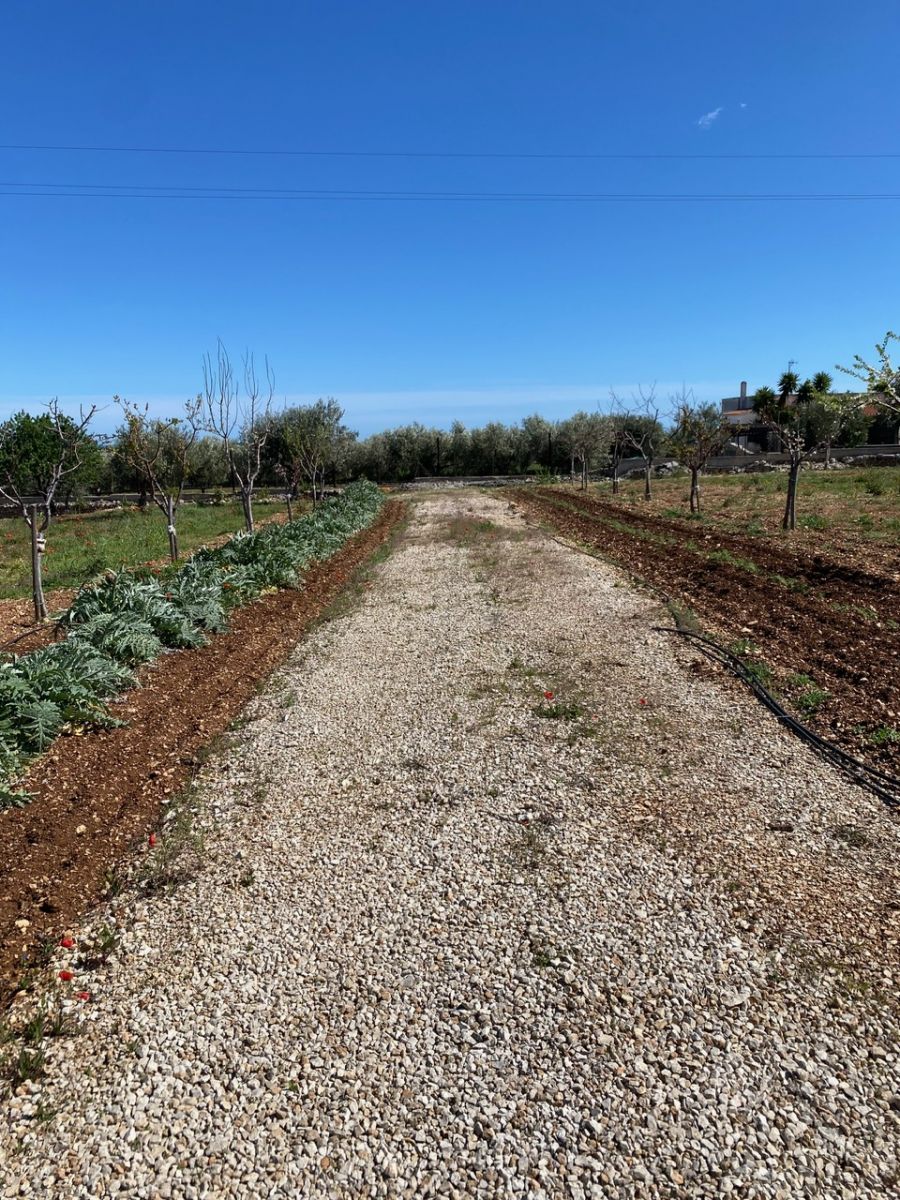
top-left (797, 513), bottom-right (829, 531)
top-left (0, 498), bottom-right (293, 600)
top-left (870, 725), bottom-right (900, 747)
top-left (708, 548), bottom-right (760, 573)
top-left (533, 701), bottom-right (584, 720)
top-left (786, 673), bottom-right (829, 716)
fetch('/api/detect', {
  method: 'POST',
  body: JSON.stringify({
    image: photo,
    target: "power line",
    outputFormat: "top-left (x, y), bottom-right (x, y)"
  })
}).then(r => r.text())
top-left (1, 142), bottom-right (899, 161)
top-left (1, 184), bottom-right (899, 202)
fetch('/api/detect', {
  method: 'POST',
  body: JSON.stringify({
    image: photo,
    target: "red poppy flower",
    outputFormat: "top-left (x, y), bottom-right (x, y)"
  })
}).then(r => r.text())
top-left (544, 691), bottom-right (554, 700)
top-left (58, 969), bottom-right (74, 982)
top-left (148, 832), bottom-right (157, 847)
top-left (59, 936), bottom-right (75, 949)
top-left (76, 991), bottom-right (91, 1001)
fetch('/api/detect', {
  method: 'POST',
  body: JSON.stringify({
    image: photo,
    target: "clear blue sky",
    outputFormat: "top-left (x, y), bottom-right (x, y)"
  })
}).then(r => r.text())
top-left (1, 0), bottom-right (898, 435)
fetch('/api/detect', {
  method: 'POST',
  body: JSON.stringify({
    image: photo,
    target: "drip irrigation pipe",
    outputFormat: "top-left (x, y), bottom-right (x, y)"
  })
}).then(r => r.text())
top-left (656, 626), bottom-right (900, 809)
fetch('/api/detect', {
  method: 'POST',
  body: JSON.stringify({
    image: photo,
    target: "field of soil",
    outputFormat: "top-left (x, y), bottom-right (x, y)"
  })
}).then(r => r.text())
top-left (609, 467), bottom-right (900, 575)
top-left (0, 501), bottom-right (404, 1002)
top-left (508, 486), bottom-right (900, 775)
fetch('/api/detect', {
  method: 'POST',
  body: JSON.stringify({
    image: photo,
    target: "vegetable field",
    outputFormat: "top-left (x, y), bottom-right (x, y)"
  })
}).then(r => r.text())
top-left (0, 483), bottom-right (383, 807)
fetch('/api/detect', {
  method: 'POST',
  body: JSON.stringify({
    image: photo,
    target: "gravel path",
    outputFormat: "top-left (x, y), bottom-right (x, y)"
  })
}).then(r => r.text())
top-left (2, 491), bottom-right (899, 1198)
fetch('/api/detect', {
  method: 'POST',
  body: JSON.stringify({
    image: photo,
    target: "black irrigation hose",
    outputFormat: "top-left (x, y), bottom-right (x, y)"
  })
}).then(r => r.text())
top-left (656, 626), bottom-right (900, 810)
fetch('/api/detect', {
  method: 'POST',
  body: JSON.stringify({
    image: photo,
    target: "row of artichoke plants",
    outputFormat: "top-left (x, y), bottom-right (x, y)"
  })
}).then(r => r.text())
top-left (0, 481), bottom-right (384, 806)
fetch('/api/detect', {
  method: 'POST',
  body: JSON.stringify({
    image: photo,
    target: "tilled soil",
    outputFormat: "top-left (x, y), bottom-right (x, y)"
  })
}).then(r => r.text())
top-left (1, 491), bottom-right (897, 1198)
top-left (0, 502), bottom-right (404, 1001)
top-left (509, 487), bottom-right (900, 773)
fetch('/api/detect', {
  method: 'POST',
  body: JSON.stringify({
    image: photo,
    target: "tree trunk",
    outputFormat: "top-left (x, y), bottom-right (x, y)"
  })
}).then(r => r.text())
top-left (783, 461), bottom-right (800, 530)
top-left (242, 488), bottom-right (255, 533)
top-left (824, 441), bottom-right (832, 470)
top-left (611, 462), bottom-right (619, 495)
top-left (165, 495), bottom-right (179, 562)
top-left (581, 459), bottom-right (587, 490)
top-left (690, 466), bottom-right (701, 514)
top-left (286, 493), bottom-right (294, 522)
top-left (29, 506), bottom-right (48, 622)
top-left (643, 463), bottom-right (652, 500)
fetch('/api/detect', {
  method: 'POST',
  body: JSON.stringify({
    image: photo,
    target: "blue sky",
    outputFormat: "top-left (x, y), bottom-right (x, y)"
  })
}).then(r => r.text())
top-left (1, 0), bottom-right (898, 435)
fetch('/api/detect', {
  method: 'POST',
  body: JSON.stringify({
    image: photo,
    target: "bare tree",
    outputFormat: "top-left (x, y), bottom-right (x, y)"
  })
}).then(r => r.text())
top-left (0, 399), bottom-right (98, 620)
top-left (668, 391), bottom-right (730, 513)
top-left (202, 341), bottom-right (274, 533)
top-left (115, 396), bottom-right (202, 561)
top-left (610, 385), bottom-right (664, 500)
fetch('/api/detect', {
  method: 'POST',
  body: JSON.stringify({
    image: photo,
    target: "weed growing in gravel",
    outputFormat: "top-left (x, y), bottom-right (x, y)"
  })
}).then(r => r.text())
top-left (831, 823), bottom-right (869, 849)
top-left (870, 725), bottom-right (900, 747)
top-left (513, 824), bottom-right (547, 872)
top-left (101, 866), bottom-right (125, 899)
top-left (534, 701), bottom-right (584, 720)
top-left (3, 1045), bottom-right (46, 1090)
top-left (137, 791), bottom-right (205, 893)
top-left (79, 923), bottom-right (120, 970)
top-left (666, 600), bottom-right (701, 634)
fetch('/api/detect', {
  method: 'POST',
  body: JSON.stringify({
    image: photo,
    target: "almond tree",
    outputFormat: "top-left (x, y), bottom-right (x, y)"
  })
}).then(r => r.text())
top-left (668, 393), bottom-right (730, 513)
top-left (202, 342), bottom-right (274, 532)
top-left (115, 396), bottom-right (202, 561)
top-left (0, 399), bottom-right (98, 620)
top-left (837, 331), bottom-right (900, 415)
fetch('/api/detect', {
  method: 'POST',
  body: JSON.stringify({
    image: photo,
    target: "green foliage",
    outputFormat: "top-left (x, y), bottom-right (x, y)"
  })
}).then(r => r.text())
top-left (68, 612), bottom-right (164, 666)
top-left (63, 570), bottom-right (206, 650)
top-left (0, 411), bottom-right (104, 503)
top-left (0, 481), bottom-right (384, 800)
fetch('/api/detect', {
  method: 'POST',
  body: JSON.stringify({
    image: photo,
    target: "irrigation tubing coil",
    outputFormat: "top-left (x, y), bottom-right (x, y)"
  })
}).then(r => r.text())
top-left (655, 626), bottom-right (900, 810)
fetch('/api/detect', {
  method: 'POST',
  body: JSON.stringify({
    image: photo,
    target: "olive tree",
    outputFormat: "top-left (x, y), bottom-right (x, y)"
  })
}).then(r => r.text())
top-left (668, 393), bottom-right (730, 513)
top-left (0, 400), bottom-right (99, 620)
top-left (277, 399), bottom-right (349, 508)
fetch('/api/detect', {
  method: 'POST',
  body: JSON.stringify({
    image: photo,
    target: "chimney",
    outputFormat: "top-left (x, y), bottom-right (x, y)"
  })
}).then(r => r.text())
top-left (740, 381), bottom-right (747, 401)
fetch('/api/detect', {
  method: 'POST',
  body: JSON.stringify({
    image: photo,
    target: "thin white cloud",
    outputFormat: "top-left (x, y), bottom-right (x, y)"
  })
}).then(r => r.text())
top-left (740, 102), bottom-right (748, 109)
top-left (0, 382), bottom-right (736, 437)
top-left (697, 106), bottom-right (723, 129)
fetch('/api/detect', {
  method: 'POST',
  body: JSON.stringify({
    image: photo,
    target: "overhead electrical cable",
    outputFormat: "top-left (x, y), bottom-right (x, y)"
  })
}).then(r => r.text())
top-left (1, 183), bottom-right (899, 203)
top-left (1, 142), bottom-right (899, 161)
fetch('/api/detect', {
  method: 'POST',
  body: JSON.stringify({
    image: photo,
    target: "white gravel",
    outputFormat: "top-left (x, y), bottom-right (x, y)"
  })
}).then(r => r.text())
top-left (1, 490), bottom-right (898, 1199)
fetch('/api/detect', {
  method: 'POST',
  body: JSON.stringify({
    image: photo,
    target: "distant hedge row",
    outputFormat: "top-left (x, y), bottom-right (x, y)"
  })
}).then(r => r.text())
top-left (0, 480), bottom-right (385, 806)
